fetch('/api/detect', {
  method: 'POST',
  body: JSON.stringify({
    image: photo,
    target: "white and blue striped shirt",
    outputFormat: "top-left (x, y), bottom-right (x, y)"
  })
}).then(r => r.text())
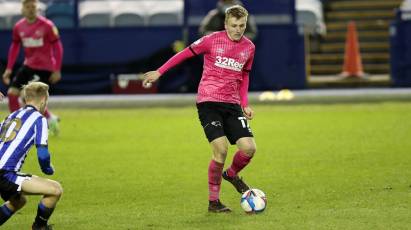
top-left (0, 105), bottom-right (48, 172)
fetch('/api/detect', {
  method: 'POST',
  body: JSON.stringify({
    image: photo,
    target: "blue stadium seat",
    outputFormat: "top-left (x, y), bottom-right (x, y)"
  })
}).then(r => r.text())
top-left (46, 2), bottom-right (74, 17)
top-left (10, 15), bottom-right (23, 27)
top-left (79, 1), bottom-right (112, 27)
top-left (46, 2), bottom-right (75, 28)
top-left (0, 16), bottom-right (7, 30)
top-left (49, 15), bottom-right (75, 28)
top-left (146, 0), bottom-right (183, 26)
top-left (113, 13), bottom-right (145, 27)
top-left (148, 12), bottom-right (180, 26)
top-left (112, 1), bottom-right (147, 27)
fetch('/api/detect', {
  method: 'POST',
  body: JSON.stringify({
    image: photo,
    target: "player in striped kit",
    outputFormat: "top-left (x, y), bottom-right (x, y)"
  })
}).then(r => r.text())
top-left (0, 82), bottom-right (62, 230)
top-left (144, 5), bottom-right (256, 212)
top-left (1, 0), bottom-right (63, 136)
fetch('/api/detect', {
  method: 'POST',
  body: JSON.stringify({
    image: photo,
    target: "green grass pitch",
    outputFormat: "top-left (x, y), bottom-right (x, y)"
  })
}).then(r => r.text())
top-left (1, 102), bottom-right (411, 229)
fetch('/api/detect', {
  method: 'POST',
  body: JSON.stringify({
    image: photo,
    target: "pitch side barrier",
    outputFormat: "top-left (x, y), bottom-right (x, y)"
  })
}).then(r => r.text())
top-left (0, 0), bottom-right (305, 95)
top-left (390, 10), bottom-right (411, 87)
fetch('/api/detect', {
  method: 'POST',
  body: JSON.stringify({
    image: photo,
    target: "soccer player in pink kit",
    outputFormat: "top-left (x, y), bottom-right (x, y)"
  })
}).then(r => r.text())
top-left (1, 0), bottom-right (63, 136)
top-left (144, 5), bottom-right (256, 212)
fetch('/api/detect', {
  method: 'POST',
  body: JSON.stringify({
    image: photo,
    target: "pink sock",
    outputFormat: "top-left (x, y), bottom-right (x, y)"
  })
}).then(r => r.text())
top-left (208, 160), bottom-right (224, 201)
top-left (227, 150), bottom-right (252, 178)
top-left (44, 107), bottom-right (51, 119)
top-left (7, 93), bottom-right (20, 112)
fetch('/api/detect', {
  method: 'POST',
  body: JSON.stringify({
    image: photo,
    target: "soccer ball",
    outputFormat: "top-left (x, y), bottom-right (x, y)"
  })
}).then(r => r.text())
top-left (240, 188), bottom-right (267, 213)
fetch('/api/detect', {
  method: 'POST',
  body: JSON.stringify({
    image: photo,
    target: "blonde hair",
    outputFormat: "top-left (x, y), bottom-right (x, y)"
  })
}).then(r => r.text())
top-left (225, 5), bottom-right (248, 23)
top-left (22, 0), bottom-right (37, 4)
top-left (22, 82), bottom-right (49, 103)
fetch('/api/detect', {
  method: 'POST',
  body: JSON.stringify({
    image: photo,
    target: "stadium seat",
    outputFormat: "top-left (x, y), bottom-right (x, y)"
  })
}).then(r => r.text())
top-left (296, 0), bottom-right (326, 35)
top-left (46, 2), bottom-right (74, 17)
top-left (148, 12), bottom-right (180, 26)
top-left (0, 16), bottom-right (7, 30)
top-left (46, 2), bottom-right (75, 28)
top-left (49, 15), bottom-right (75, 28)
top-left (112, 1), bottom-right (146, 27)
top-left (10, 15), bottom-right (23, 26)
top-left (401, 0), bottom-right (411, 20)
top-left (79, 1), bottom-right (112, 27)
top-left (113, 13), bottom-right (145, 27)
top-left (0, 1), bottom-right (21, 29)
top-left (146, 0), bottom-right (183, 26)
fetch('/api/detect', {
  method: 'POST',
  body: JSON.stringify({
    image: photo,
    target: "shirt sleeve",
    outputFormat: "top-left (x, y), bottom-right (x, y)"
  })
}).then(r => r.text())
top-left (157, 48), bottom-right (195, 75)
top-left (52, 40), bottom-right (64, 71)
top-left (47, 21), bottom-right (60, 43)
top-left (239, 46), bottom-right (256, 107)
top-left (6, 27), bottom-right (22, 70)
top-left (189, 33), bottom-right (212, 56)
top-left (243, 47), bottom-right (255, 72)
top-left (12, 25), bottom-right (21, 43)
top-left (239, 72), bottom-right (249, 107)
top-left (34, 117), bottom-right (48, 146)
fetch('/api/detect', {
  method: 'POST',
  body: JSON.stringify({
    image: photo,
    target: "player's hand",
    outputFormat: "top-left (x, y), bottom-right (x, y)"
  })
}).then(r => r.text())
top-left (0, 92), bottom-right (4, 101)
top-left (242, 106), bottom-right (254, 120)
top-left (42, 163), bottom-right (55, 175)
top-left (49, 71), bottom-right (61, 84)
top-left (2, 69), bottom-right (12, 85)
top-left (142, 70), bottom-right (161, 88)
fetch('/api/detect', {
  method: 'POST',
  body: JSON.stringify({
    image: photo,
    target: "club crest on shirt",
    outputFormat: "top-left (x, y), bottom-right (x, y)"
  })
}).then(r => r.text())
top-left (216, 48), bottom-right (224, 54)
top-left (35, 30), bottom-right (43, 37)
top-left (52, 26), bottom-right (59, 36)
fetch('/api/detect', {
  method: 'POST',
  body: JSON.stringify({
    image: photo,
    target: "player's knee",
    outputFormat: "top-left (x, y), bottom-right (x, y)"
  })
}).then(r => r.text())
top-left (242, 145), bottom-right (256, 157)
top-left (214, 146), bottom-right (228, 157)
top-left (50, 181), bottom-right (63, 198)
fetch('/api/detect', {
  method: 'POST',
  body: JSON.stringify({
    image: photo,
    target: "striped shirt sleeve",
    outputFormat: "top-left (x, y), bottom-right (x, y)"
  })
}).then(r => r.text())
top-left (34, 117), bottom-right (48, 146)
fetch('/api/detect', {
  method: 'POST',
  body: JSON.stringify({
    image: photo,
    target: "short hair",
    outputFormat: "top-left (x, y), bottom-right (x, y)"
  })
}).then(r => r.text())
top-left (225, 5), bottom-right (248, 23)
top-left (22, 82), bottom-right (49, 103)
top-left (22, 0), bottom-right (37, 4)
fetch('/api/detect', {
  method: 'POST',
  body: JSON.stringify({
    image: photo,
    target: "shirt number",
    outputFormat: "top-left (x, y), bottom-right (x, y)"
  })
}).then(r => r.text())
top-left (0, 118), bottom-right (22, 142)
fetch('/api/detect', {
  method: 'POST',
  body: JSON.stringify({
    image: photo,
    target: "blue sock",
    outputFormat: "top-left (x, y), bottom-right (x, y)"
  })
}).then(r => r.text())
top-left (34, 202), bottom-right (54, 227)
top-left (0, 204), bottom-right (14, 225)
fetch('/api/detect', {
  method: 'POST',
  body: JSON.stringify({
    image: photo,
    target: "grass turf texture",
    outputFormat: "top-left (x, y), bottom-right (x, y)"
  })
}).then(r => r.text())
top-left (1, 102), bottom-right (410, 229)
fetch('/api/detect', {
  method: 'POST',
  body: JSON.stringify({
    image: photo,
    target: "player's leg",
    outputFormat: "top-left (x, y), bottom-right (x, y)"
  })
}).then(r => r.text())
top-left (0, 194), bottom-right (27, 225)
top-left (21, 176), bottom-right (63, 229)
top-left (222, 105), bottom-right (255, 193)
top-left (197, 102), bottom-right (231, 212)
top-left (208, 137), bottom-right (231, 212)
top-left (0, 171), bottom-right (29, 225)
top-left (39, 69), bottom-right (60, 136)
top-left (229, 137), bottom-right (256, 176)
top-left (6, 87), bottom-right (20, 112)
top-left (6, 66), bottom-right (32, 112)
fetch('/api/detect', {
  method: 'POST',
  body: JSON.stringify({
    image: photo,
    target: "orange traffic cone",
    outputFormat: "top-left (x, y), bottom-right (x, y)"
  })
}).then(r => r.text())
top-left (341, 21), bottom-right (366, 78)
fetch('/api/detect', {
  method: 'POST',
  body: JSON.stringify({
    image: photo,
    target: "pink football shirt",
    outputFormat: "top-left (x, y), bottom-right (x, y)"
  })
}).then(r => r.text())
top-left (10, 16), bottom-right (60, 71)
top-left (190, 31), bottom-right (255, 105)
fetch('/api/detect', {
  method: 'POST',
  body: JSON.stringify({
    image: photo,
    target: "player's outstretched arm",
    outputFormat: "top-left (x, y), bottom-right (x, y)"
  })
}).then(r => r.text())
top-left (37, 145), bottom-right (54, 175)
top-left (0, 92), bottom-right (4, 101)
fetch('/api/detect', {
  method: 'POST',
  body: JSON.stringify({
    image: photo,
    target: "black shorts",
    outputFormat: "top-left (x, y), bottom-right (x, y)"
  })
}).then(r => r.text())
top-left (10, 65), bottom-right (52, 89)
top-left (0, 170), bottom-right (32, 201)
top-left (196, 102), bottom-right (253, 145)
